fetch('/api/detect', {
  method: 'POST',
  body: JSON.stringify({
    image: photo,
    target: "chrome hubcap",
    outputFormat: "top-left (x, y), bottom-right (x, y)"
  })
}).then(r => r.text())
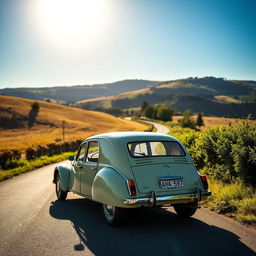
top-left (103, 205), bottom-right (115, 221)
top-left (56, 176), bottom-right (61, 197)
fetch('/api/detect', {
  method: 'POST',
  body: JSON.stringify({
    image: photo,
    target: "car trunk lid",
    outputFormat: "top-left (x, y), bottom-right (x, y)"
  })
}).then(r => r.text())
top-left (130, 157), bottom-right (199, 194)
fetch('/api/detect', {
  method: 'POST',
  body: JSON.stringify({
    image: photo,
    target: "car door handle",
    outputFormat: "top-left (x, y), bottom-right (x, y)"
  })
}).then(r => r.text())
top-left (90, 167), bottom-right (97, 170)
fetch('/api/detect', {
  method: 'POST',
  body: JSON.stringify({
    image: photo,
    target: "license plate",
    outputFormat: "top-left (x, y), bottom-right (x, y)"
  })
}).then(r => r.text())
top-left (158, 179), bottom-right (183, 189)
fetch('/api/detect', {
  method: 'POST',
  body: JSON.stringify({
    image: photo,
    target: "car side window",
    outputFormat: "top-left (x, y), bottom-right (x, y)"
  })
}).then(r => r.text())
top-left (86, 141), bottom-right (99, 163)
top-left (76, 143), bottom-right (87, 161)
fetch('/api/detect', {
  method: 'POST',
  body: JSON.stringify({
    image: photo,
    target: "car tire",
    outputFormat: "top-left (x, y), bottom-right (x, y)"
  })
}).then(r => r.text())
top-left (55, 173), bottom-right (68, 201)
top-left (174, 203), bottom-right (197, 218)
top-left (102, 204), bottom-right (125, 226)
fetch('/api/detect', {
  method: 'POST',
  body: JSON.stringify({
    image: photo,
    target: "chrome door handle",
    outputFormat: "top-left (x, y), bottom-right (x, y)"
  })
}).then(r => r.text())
top-left (90, 167), bottom-right (97, 170)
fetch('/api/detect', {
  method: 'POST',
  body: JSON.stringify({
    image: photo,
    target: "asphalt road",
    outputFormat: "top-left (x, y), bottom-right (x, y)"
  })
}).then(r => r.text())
top-left (0, 122), bottom-right (255, 256)
top-left (140, 119), bottom-right (170, 134)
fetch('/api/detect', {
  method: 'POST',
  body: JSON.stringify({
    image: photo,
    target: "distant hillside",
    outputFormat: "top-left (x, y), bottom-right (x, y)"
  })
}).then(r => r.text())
top-left (0, 95), bottom-right (147, 150)
top-left (76, 77), bottom-right (256, 118)
top-left (0, 80), bottom-right (161, 103)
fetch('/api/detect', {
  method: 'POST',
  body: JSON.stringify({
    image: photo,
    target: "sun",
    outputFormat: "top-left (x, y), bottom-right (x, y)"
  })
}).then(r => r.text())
top-left (30, 0), bottom-right (112, 56)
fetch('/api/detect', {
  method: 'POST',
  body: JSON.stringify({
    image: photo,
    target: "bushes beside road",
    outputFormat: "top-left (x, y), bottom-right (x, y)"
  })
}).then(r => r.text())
top-left (169, 121), bottom-right (256, 187)
top-left (0, 139), bottom-right (83, 181)
top-left (0, 139), bottom-right (82, 170)
top-left (25, 139), bottom-right (82, 160)
top-left (167, 121), bottom-right (256, 225)
top-left (0, 152), bottom-right (74, 181)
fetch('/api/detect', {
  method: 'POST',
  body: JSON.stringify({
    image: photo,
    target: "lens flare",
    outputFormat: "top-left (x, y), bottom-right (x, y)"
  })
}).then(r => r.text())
top-left (30, 0), bottom-right (112, 57)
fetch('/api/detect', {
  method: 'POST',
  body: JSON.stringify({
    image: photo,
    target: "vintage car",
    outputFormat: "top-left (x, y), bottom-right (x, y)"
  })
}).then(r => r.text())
top-left (53, 132), bottom-right (211, 225)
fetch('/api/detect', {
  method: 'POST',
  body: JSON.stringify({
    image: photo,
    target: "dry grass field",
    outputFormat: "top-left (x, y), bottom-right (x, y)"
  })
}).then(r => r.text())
top-left (0, 95), bottom-right (148, 150)
top-left (77, 88), bottom-right (151, 104)
top-left (172, 115), bottom-right (251, 129)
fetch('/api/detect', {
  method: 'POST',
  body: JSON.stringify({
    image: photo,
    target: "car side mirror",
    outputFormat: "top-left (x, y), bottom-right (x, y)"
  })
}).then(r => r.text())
top-left (68, 155), bottom-right (75, 161)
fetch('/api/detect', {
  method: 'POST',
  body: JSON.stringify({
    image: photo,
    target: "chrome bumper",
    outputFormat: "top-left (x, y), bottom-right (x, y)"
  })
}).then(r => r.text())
top-left (123, 190), bottom-right (211, 206)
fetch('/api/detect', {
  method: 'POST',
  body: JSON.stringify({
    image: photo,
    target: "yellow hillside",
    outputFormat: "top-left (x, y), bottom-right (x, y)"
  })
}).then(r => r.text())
top-left (0, 95), bottom-right (148, 150)
top-left (77, 88), bottom-right (151, 104)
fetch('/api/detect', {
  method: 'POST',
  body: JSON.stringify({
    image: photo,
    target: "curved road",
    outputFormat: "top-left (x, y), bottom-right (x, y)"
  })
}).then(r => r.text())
top-left (140, 120), bottom-right (170, 134)
top-left (0, 123), bottom-right (255, 256)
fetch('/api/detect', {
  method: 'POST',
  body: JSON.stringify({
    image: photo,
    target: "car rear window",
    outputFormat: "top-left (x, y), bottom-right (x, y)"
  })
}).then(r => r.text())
top-left (127, 141), bottom-right (186, 158)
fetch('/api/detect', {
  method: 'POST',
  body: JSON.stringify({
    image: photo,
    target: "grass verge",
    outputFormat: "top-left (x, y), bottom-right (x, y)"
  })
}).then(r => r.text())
top-left (0, 152), bottom-right (74, 182)
top-left (205, 179), bottom-right (256, 225)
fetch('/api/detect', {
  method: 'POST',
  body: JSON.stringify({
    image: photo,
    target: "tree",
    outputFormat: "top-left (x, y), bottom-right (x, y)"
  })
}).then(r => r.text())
top-left (31, 102), bottom-right (40, 111)
top-left (28, 102), bottom-right (40, 128)
top-left (179, 110), bottom-right (196, 129)
top-left (140, 101), bottom-right (149, 115)
top-left (156, 105), bottom-right (174, 121)
top-left (144, 106), bottom-right (155, 119)
top-left (196, 113), bottom-right (204, 128)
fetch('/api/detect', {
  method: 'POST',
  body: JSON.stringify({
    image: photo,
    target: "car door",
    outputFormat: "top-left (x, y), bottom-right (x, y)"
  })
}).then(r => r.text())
top-left (72, 142), bottom-right (88, 193)
top-left (80, 140), bottom-right (99, 197)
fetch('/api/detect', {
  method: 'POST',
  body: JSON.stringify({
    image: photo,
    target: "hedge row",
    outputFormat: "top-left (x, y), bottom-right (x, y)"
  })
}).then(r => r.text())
top-left (0, 139), bottom-right (83, 169)
top-left (0, 150), bottom-right (22, 169)
top-left (25, 140), bottom-right (83, 160)
top-left (170, 121), bottom-right (256, 186)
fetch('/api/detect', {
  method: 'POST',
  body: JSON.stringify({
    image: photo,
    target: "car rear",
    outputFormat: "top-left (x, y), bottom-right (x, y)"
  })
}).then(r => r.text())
top-left (124, 139), bottom-right (211, 207)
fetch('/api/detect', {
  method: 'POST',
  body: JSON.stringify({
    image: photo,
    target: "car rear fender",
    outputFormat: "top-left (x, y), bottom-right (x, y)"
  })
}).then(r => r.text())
top-left (53, 166), bottom-right (74, 192)
top-left (92, 167), bottom-right (129, 208)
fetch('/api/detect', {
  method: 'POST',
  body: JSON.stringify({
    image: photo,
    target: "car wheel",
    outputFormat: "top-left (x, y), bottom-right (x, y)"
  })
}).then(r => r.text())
top-left (174, 203), bottom-right (197, 218)
top-left (55, 173), bottom-right (68, 201)
top-left (102, 204), bottom-right (124, 226)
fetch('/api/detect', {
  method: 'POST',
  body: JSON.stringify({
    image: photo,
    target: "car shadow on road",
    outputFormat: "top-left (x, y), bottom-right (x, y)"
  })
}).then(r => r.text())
top-left (49, 198), bottom-right (255, 256)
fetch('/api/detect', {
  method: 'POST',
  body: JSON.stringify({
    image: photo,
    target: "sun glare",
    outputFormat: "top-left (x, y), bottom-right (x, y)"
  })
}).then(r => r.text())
top-left (31, 0), bottom-right (112, 56)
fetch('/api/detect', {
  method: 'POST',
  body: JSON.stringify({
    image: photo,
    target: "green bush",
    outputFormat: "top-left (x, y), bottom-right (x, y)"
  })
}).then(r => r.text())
top-left (167, 120), bottom-right (256, 224)
top-left (170, 121), bottom-right (256, 186)
top-left (206, 179), bottom-right (256, 224)
top-left (0, 150), bottom-right (22, 169)
top-left (0, 152), bottom-right (74, 181)
top-left (178, 110), bottom-right (196, 129)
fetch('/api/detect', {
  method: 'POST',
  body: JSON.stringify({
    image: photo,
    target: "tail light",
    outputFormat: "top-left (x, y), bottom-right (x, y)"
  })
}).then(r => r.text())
top-left (200, 175), bottom-right (208, 190)
top-left (127, 179), bottom-right (136, 196)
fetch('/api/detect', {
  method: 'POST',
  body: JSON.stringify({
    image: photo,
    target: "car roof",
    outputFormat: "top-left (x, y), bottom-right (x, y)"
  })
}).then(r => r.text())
top-left (85, 131), bottom-right (179, 143)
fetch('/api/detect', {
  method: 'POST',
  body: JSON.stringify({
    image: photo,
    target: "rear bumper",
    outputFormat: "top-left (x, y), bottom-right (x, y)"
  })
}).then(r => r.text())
top-left (123, 190), bottom-right (211, 206)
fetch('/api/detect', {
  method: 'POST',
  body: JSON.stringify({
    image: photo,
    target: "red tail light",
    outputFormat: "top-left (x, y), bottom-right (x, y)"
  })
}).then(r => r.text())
top-left (200, 175), bottom-right (208, 190)
top-left (127, 179), bottom-right (136, 196)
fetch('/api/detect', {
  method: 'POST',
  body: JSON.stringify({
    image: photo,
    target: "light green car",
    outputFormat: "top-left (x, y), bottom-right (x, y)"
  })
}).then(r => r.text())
top-left (53, 132), bottom-right (211, 225)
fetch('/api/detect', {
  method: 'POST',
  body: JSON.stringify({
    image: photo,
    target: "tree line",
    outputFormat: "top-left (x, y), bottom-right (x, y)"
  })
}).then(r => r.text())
top-left (140, 101), bottom-right (204, 129)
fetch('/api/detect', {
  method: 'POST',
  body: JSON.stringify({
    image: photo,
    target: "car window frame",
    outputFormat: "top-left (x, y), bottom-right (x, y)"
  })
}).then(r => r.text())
top-left (127, 140), bottom-right (186, 158)
top-left (85, 140), bottom-right (100, 163)
top-left (75, 142), bottom-right (88, 162)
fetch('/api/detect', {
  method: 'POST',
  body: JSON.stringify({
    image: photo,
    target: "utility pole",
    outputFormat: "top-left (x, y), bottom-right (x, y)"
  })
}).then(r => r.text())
top-left (62, 120), bottom-right (65, 141)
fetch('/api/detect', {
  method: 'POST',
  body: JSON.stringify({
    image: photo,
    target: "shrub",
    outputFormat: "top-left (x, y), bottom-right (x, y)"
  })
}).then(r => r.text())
top-left (179, 110), bottom-right (196, 129)
top-left (144, 106), bottom-right (156, 119)
top-left (155, 105), bottom-right (174, 121)
top-left (175, 121), bottom-right (256, 186)
top-left (0, 150), bottom-right (21, 169)
top-left (205, 179), bottom-right (256, 224)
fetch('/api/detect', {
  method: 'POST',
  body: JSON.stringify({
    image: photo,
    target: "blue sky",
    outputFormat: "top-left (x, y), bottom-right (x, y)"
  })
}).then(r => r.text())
top-left (0, 0), bottom-right (255, 88)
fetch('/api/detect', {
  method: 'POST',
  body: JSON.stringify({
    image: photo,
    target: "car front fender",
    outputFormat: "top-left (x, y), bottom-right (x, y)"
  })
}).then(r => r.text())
top-left (53, 165), bottom-right (74, 192)
top-left (92, 167), bottom-right (130, 208)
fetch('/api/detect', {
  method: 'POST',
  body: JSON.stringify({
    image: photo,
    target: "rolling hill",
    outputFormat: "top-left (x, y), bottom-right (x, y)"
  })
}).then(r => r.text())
top-left (0, 80), bottom-right (161, 103)
top-left (76, 77), bottom-right (256, 118)
top-left (0, 95), bottom-right (148, 150)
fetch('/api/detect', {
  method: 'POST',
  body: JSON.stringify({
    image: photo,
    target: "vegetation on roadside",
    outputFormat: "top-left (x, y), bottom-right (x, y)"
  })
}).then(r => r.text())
top-left (0, 152), bottom-right (74, 181)
top-left (206, 179), bottom-right (256, 224)
top-left (165, 120), bottom-right (256, 225)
